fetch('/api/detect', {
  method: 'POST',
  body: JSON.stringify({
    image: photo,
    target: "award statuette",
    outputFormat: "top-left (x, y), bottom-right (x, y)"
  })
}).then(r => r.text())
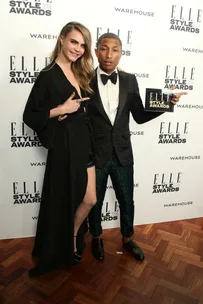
top-left (145, 88), bottom-right (174, 112)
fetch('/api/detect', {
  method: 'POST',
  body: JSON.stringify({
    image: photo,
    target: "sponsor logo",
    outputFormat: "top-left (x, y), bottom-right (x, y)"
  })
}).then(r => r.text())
top-left (177, 104), bottom-right (203, 110)
top-left (133, 72), bottom-right (149, 78)
top-left (164, 201), bottom-right (193, 207)
top-left (106, 183), bottom-right (139, 189)
top-left (114, 7), bottom-right (154, 17)
top-left (183, 47), bottom-right (203, 54)
top-left (152, 172), bottom-right (182, 194)
top-left (32, 216), bottom-right (38, 220)
top-left (170, 156), bottom-right (200, 161)
top-left (30, 33), bottom-right (58, 39)
top-left (30, 162), bottom-right (46, 166)
top-left (130, 131), bottom-right (144, 136)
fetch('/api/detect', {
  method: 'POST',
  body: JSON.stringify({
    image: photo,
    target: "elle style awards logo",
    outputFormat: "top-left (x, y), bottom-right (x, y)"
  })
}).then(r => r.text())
top-left (96, 27), bottom-right (132, 56)
top-left (170, 5), bottom-right (202, 34)
top-left (102, 201), bottom-right (119, 222)
top-left (9, 56), bottom-right (50, 84)
top-left (9, 0), bottom-right (52, 16)
top-left (10, 122), bottom-right (41, 148)
top-left (164, 65), bottom-right (195, 91)
top-left (152, 172), bottom-right (182, 194)
top-left (158, 122), bottom-right (189, 144)
top-left (13, 181), bottom-right (41, 204)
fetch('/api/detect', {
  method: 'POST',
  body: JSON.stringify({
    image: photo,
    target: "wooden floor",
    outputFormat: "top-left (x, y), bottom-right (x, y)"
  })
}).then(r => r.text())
top-left (1, 218), bottom-right (203, 304)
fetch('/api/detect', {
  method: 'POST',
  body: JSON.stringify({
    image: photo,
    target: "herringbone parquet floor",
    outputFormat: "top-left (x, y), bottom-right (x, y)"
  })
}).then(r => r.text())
top-left (1, 218), bottom-right (203, 303)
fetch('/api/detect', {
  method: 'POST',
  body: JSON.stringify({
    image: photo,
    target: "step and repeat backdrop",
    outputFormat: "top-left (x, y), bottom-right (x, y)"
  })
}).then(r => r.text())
top-left (0, 0), bottom-right (203, 239)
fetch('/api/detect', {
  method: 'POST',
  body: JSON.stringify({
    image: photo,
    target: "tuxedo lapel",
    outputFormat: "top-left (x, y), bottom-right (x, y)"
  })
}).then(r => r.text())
top-left (114, 72), bottom-right (128, 126)
top-left (91, 73), bottom-right (112, 125)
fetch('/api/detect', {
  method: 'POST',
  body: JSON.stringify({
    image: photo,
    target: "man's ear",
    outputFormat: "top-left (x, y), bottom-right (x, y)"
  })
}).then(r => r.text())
top-left (94, 48), bottom-right (98, 57)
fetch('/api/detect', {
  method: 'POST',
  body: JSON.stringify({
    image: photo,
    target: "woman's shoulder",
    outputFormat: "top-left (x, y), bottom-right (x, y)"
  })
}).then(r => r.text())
top-left (40, 61), bottom-right (57, 76)
top-left (35, 62), bottom-right (57, 84)
top-left (42, 61), bottom-right (56, 72)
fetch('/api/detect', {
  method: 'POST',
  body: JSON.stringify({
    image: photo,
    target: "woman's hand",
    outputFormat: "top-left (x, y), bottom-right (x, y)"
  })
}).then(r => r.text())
top-left (58, 92), bottom-right (90, 121)
top-left (49, 92), bottom-right (89, 120)
top-left (61, 92), bottom-right (89, 114)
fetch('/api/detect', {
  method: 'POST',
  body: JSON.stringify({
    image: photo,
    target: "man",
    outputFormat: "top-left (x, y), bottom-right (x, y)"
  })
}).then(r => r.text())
top-left (88, 33), bottom-right (186, 261)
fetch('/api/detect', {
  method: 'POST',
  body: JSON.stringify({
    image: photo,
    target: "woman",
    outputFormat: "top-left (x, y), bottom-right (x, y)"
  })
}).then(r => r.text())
top-left (23, 22), bottom-right (96, 277)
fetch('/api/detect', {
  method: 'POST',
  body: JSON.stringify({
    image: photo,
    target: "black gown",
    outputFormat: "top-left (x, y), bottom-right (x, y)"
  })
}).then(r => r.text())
top-left (23, 62), bottom-right (92, 275)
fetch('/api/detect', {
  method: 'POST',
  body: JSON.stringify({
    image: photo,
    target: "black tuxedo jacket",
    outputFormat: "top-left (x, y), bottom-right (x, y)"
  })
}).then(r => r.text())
top-left (88, 70), bottom-right (162, 168)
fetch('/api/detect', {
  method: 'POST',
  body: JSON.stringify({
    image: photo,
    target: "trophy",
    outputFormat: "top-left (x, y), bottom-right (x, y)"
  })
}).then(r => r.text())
top-left (145, 88), bottom-right (174, 112)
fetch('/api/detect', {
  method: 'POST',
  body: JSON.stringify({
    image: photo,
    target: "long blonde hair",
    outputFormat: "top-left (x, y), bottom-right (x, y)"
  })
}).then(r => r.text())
top-left (50, 21), bottom-right (94, 93)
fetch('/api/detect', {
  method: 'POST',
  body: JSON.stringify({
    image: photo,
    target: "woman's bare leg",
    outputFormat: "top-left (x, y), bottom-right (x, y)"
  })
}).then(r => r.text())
top-left (74, 166), bottom-right (96, 251)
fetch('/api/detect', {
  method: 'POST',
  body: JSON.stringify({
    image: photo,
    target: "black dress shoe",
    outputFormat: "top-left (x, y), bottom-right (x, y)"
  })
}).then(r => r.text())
top-left (91, 238), bottom-right (105, 260)
top-left (123, 240), bottom-right (145, 261)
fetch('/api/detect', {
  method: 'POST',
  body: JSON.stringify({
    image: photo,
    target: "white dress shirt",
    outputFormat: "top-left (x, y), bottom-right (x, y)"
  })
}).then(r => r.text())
top-left (97, 67), bottom-right (119, 125)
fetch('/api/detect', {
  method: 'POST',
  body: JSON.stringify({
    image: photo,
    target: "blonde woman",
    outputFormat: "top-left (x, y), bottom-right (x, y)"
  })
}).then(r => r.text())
top-left (23, 22), bottom-right (96, 277)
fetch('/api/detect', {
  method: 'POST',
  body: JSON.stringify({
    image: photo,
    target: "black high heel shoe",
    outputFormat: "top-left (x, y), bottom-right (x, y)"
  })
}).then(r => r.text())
top-left (72, 235), bottom-right (82, 265)
top-left (72, 251), bottom-right (82, 265)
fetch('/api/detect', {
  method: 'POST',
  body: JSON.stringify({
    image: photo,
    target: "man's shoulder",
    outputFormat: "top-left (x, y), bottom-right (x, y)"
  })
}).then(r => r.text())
top-left (119, 71), bottom-right (135, 79)
top-left (118, 71), bottom-right (137, 87)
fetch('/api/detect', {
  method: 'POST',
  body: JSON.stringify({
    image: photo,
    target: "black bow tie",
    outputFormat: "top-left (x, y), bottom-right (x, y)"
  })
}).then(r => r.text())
top-left (100, 71), bottom-right (117, 85)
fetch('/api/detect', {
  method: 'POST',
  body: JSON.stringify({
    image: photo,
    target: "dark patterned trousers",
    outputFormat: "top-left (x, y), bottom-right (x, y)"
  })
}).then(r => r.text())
top-left (88, 151), bottom-right (134, 237)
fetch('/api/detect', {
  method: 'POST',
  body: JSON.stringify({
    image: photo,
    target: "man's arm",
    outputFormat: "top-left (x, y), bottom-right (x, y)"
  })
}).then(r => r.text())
top-left (129, 75), bottom-right (163, 124)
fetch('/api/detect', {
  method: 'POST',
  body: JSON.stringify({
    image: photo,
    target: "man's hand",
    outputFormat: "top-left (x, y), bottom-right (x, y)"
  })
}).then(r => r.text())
top-left (170, 86), bottom-right (188, 105)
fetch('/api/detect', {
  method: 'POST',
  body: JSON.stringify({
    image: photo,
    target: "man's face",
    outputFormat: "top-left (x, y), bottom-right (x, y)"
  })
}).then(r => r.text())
top-left (95, 38), bottom-right (122, 74)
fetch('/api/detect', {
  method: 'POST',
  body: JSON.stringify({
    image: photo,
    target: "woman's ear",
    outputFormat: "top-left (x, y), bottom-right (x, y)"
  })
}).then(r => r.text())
top-left (60, 35), bottom-right (64, 46)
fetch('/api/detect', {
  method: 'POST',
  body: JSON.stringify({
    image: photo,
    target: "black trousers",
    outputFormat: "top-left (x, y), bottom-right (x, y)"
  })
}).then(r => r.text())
top-left (88, 152), bottom-right (134, 238)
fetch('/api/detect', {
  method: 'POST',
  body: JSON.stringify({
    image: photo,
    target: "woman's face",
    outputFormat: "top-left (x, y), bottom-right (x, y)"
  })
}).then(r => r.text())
top-left (60, 29), bottom-right (86, 62)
